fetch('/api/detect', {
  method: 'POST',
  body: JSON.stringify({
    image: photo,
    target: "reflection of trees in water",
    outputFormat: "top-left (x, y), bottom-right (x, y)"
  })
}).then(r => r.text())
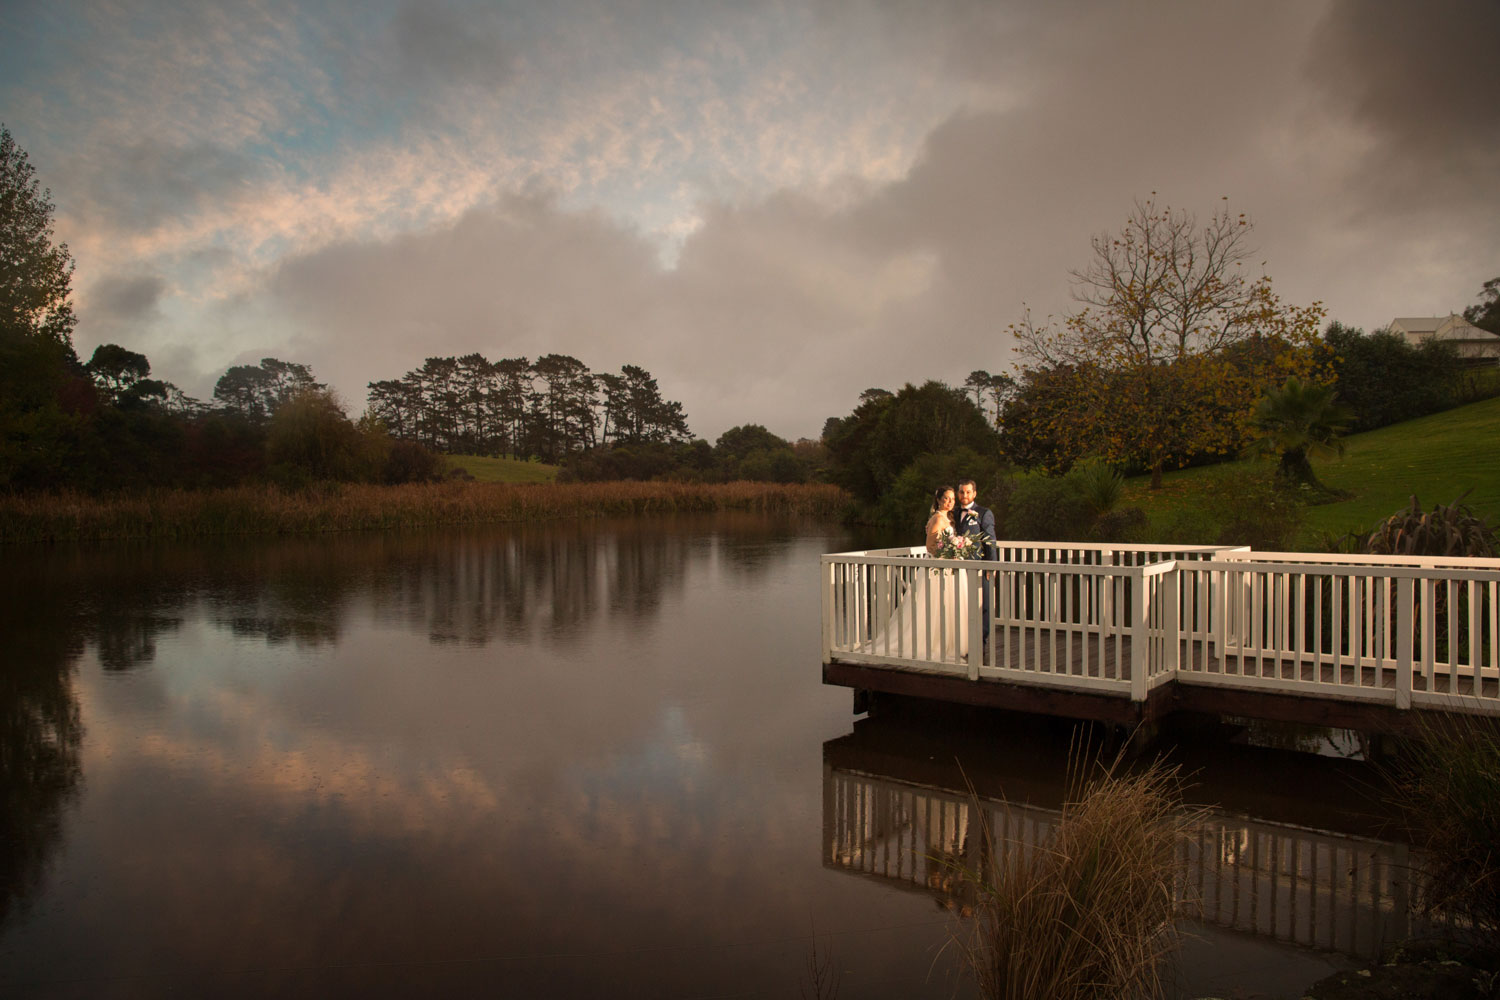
top-left (0, 570), bottom-right (84, 928)
top-left (4, 517), bottom-right (722, 669)
top-left (711, 513), bottom-right (816, 582)
top-left (371, 522), bottom-right (694, 644)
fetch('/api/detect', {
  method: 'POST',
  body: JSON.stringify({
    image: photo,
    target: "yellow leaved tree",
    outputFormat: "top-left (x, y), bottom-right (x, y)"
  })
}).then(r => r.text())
top-left (1009, 197), bottom-right (1330, 488)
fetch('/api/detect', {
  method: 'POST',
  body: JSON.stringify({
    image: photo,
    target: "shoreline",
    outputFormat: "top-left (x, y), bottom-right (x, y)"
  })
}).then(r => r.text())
top-left (0, 480), bottom-right (849, 545)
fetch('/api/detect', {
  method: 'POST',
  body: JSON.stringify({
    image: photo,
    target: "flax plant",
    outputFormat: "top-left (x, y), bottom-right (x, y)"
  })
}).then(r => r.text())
top-left (947, 751), bottom-right (1197, 1000)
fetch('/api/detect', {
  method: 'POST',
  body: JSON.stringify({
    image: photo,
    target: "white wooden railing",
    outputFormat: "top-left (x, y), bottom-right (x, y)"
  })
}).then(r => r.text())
top-left (822, 542), bottom-right (1500, 716)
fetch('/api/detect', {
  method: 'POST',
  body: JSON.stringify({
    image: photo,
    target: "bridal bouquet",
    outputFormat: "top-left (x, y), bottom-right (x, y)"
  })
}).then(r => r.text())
top-left (934, 530), bottom-right (992, 560)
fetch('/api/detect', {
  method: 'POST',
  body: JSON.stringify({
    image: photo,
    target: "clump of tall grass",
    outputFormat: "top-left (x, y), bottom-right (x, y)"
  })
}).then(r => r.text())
top-left (1386, 714), bottom-right (1500, 940)
top-left (948, 755), bottom-right (1195, 1000)
top-left (0, 480), bottom-right (850, 544)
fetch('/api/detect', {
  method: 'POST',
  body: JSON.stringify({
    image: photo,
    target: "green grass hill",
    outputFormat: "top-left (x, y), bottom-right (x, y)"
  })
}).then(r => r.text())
top-left (444, 454), bottom-right (560, 484)
top-left (1122, 394), bottom-right (1500, 547)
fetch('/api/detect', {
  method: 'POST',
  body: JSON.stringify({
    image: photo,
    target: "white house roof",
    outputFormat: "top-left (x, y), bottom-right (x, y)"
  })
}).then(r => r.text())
top-left (1389, 314), bottom-right (1498, 343)
top-left (1391, 316), bottom-right (1444, 334)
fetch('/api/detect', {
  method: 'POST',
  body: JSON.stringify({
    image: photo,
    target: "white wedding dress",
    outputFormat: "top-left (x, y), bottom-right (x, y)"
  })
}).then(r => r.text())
top-left (863, 513), bottom-right (969, 666)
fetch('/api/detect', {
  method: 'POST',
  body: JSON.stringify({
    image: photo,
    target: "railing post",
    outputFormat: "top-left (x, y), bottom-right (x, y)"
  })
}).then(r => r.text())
top-left (1213, 563), bottom-right (1228, 657)
top-left (1396, 575), bottom-right (1412, 710)
top-left (821, 557), bottom-right (834, 664)
top-left (1163, 564), bottom-right (1180, 679)
top-left (1131, 568), bottom-right (1148, 702)
top-left (967, 565), bottom-right (982, 680)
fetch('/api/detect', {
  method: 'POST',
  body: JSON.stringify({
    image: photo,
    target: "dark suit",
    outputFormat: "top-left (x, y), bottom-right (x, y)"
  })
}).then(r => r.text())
top-left (952, 504), bottom-right (996, 558)
top-left (953, 503), bottom-right (996, 651)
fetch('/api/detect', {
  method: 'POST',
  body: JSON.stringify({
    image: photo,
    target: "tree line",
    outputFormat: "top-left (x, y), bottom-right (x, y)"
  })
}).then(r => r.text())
top-left (366, 354), bottom-right (689, 462)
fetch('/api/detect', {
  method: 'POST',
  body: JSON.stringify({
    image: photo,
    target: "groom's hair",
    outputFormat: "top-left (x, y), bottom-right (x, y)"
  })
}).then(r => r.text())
top-left (958, 478), bottom-right (977, 491)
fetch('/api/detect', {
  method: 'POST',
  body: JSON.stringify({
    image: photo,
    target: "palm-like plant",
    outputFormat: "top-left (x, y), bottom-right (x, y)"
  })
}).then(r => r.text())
top-left (1242, 377), bottom-right (1353, 489)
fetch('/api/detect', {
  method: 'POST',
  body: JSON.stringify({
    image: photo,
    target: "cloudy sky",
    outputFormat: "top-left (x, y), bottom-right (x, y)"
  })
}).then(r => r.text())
top-left (3, 0), bottom-right (1497, 441)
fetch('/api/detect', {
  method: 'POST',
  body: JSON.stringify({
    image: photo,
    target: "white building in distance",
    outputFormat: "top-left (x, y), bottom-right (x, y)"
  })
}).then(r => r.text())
top-left (1388, 314), bottom-right (1500, 362)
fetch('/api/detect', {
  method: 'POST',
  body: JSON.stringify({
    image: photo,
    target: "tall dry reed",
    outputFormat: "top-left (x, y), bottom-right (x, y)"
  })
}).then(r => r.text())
top-left (1385, 713), bottom-right (1500, 940)
top-left (0, 480), bottom-right (849, 544)
top-left (949, 755), bottom-right (1195, 1000)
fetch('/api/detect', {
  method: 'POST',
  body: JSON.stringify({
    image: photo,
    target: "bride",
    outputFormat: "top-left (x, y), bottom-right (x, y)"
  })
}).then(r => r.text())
top-left (867, 486), bottom-right (969, 664)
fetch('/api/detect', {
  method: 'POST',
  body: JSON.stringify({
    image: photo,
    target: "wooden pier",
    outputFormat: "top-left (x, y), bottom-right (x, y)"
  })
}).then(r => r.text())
top-left (821, 542), bottom-right (1500, 733)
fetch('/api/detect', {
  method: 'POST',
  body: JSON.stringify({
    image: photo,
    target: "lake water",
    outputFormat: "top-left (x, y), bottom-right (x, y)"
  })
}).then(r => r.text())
top-left (1, 515), bottom-right (1405, 997)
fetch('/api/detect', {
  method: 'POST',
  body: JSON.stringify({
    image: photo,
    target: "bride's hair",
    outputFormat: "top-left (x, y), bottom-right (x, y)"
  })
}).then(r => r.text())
top-left (930, 485), bottom-right (956, 515)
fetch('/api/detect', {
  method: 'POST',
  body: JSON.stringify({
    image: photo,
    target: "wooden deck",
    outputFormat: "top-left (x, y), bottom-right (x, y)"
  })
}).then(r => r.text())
top-left (822, 543), bottom-right (1500, 732)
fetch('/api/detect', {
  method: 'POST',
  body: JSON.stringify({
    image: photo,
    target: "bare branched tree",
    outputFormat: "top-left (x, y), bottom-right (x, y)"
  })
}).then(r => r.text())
top-left (1016, 195), bottom-right (1265, 367)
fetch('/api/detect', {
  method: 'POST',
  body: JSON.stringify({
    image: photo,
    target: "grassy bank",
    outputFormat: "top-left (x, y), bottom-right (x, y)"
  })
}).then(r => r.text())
top-left (445, 454), bottom-right (560, 483)
top-left (0, 480), bottom-right (849, 544)
top-left (1122, 394), bottom-right (1500, 547)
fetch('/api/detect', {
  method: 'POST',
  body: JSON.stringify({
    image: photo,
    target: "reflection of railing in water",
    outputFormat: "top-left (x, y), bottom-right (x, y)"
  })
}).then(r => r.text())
top-left (822, 765), bottom-right (1429, 957)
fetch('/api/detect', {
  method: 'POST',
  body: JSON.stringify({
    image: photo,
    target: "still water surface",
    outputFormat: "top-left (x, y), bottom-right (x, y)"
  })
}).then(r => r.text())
top-left (1, 515), bottom-right (1404, 997)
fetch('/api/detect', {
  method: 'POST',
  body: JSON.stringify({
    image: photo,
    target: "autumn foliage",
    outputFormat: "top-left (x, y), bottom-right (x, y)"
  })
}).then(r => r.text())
top-left (1007, 198), bottom-right (1332, 486)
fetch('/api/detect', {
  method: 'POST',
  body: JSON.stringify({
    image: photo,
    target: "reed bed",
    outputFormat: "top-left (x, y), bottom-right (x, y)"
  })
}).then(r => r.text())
top-left (949, 756), bottom-right (1196, 1000)
top-left (1385, 714), bottom-right (1500, 940)
top-left (0, 480), bottom-right (849, 544)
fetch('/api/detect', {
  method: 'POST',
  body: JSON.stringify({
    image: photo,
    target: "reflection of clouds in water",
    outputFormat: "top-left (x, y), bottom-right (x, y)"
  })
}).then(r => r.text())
top-left (574, 705), bottom-right (713, 793)
top-left (60, 642), bottom-right (839, 986)
top-left (81, 676), bottom-right (503, 833)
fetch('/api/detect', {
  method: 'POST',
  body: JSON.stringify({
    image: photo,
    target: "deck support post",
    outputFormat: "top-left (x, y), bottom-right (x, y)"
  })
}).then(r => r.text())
top-left (1130, 569), bottom-right (1148, 702)
top-left (1396, 576), bottom-right (1413, 710)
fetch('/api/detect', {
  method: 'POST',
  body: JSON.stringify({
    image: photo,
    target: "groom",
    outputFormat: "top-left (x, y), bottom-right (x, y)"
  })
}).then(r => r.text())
top-left (953, 479), bottom-right (996, 653)
top-left (953, 480), bottom-right (996, 559)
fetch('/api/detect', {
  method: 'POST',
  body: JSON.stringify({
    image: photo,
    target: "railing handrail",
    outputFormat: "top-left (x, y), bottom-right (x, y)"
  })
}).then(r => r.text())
top-left (1215, 549), bottom-right (1500, 570)
top-left (826, 540), bottom-right (1246, 561)
top-left (1192, 557), bottom-right (1500, 581)
top-left (827, 540), bottom-right (1500, 570)
top-left (823, 552), bottom-right (1153, 576)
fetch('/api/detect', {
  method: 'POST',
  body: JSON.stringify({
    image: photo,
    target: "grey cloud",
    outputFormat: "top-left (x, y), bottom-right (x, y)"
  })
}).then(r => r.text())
top-left (269, 191), bottom-right (661, 402)
top-left (1307, 0), bottom-right (1500, 209)
top-left (390, 1), bottom-right (513, 93)
top-left (1310, 1), bottom-right (1500, 156)
top-left (86, 274), bottom-right (166, 322)
top-left (74, 273), bottom-right (169, 367)
top-left (66, 139), bottom-right (261, 232)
